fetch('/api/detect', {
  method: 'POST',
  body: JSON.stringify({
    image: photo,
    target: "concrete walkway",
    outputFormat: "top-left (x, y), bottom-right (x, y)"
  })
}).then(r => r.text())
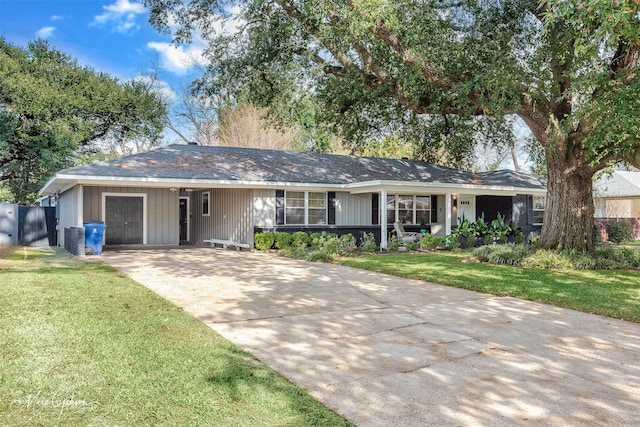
top-left (102, 248), bottom-right (640, 426)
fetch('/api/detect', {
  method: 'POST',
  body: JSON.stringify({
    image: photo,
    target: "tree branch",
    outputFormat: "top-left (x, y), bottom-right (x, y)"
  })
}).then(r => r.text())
top-left (517, 88), bottom-right (552, 148)
top-left (370, 21), bottom-right (455, 90)
top-left (609, 39), bottom-right (640, 84)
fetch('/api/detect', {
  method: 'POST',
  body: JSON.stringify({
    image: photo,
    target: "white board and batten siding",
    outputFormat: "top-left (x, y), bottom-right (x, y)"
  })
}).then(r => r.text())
top-left (253, 189), bottom-right (277, 228)
top-left (191, 188), bottom-right (254, 246)
top-left (83, 186), bottom-right (180, 245)
top-left (57, 185), bottom-right (84, 246)
top-left (334, 193), bottom-right (372, 225)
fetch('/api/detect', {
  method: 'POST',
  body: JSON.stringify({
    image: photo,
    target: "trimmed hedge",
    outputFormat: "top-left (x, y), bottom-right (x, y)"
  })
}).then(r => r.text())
top-left (254, 232), bottom-right (275, 250)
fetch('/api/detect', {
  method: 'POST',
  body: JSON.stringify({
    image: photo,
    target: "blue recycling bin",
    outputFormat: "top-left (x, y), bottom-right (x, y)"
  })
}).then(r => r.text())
top-left (84, 222), bottom-right (106, 255)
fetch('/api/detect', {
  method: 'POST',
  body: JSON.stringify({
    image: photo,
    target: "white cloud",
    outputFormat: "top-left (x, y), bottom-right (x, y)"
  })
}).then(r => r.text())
top-left (104, 0), bottom-right (144, 14)
top-left (50, 15), bottom-right (65, 21)
top-left (133, 75), bottom-right (176, 101)
top-left (146, 41), bottom-right (206, 75)
top-left (35, 26), bottom-right (56, 39)
top-left (91, 0), bottom-right (145, 34)
top-left (212, 5), bottom-right (244, 35)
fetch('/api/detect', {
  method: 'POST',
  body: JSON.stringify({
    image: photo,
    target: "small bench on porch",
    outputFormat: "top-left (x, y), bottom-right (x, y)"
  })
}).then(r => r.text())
top-left (203, 239), bottom-right (251, 251)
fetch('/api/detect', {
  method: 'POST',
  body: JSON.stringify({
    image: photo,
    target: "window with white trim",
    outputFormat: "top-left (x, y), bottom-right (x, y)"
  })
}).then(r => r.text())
top-left (307, 192), bottom-right (327, 225)
top-left (202, 191), bottom-right (210, 216)
top-left (415, 196), bottom-right (431, 225)
top-left (285, 191), bottom-right (305, 224)
top-left (533, 195), bottom-right (545, 224)
top-left (387, 194), bottom-right (431, 224)
top-left (285, 191), bottom-right (327, 225)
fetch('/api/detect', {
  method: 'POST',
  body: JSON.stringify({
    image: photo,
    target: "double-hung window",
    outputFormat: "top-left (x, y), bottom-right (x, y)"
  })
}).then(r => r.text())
top-left (285, 191), bottom-right (327, 225)
top-left (533, 195), bottom-right (546, 225)
top-left (307, 192), bottom-right (327, 225)
top-left (415, 196), bottom-right (431, 225)
top-left (387, 194), bottom-right (431, 224)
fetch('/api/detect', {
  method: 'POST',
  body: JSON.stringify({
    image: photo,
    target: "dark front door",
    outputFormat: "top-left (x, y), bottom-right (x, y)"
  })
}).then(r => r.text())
top-left (179, 198), bottom-right (188, 242)
top-left (475, 196), bottom-right (513, 222)
top-left (105, 196), bottom-right (143, 245)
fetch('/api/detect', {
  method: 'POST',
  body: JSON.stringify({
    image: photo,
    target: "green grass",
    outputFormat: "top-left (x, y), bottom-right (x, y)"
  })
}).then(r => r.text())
top-left (623, 239), bottom-right (640, 247)
top-left (0, 247), bottom-right (352, 427)
top-left (337, 251), bottom-right (640, 323)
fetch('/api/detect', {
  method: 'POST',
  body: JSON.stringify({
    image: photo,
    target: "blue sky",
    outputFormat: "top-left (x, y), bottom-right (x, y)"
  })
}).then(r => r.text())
top-left (0, 0), bottom-right (208, 123)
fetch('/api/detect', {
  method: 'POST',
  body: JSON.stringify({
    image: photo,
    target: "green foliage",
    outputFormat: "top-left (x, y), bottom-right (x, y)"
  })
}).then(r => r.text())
top-left (337, 252), bottom-right (640, 323)
top-left (448, 212), bottom-right (516, 248)
top-left (473, 244), bottom-right (533, 266)
top-left (274, 231), bottom-right (378, 258)
top-left (609, 221), bottom-right (633, 244)
top-left (310, 232), bottom-right (324, 248)
top-left (406, 241), bottom-right (420, 251)
top-left (474, 213), bottom-right (489, 236)
top-left (352, 136), bottom-right (413, 159)
top-left (144, 0), bottom-right (640, 251)
top-left (597, 247), bottom-right (640, 268)
top-left (291, 231), bottom-right (310, 249)
top-left (336, 233), bottom-right (356, 256)
top-left (489, 213), bottom-right (512, 241)
top-left (321, 235), bottom-right (340, 255)
top-left (420, 233), bottom-right (445, 250)
top-left (513, 226), bottom-right (525, 244)
top-left (0, 248), bottom-right (352, 426)
top-left (521, 250), bottom-right (575, 270)
top-left (359, 232), bottom-right (378, 253)
top-left (0, 181), bottom-right (14, 202)
top-left (387, 235), bottom-right (401, 252)
top-left (254, 232), bottom-right (275, 250)
top-left (0, 39), bottom-right (167, 204)
top-left (446, 234), bottom-right (461, 250)
top-left (451, 215), bottom-right (476, 239)
top-left (304, 248), bottom-right (333, 262)
top-left (274, 231), bottom-right (292, 249)
top-left (279, 235), bottom-right (336, 261)
top-left (472, 244), bottom-right (640, 270)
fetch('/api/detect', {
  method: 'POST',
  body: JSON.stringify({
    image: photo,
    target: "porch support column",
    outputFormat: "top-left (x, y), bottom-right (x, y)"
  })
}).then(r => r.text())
top-left (445, 192), bottom-right (452, 236)
top-left (380, 189), bottom-right (387, 249)
top-left (76, 184), bottom-right (84, 226)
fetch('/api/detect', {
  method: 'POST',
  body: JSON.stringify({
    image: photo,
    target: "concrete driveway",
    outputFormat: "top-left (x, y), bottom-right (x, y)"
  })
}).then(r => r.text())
top-left (102, 247), bottom-right (640, 426)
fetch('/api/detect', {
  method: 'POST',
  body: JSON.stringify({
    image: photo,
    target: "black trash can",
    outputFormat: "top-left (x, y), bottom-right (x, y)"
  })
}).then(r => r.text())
top-left (83, 222), bottom-right (106, 255)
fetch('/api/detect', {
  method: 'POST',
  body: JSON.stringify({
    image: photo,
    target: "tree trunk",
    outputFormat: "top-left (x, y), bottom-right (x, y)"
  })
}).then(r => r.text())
top-left (538, 148), bottom-right (596, 252)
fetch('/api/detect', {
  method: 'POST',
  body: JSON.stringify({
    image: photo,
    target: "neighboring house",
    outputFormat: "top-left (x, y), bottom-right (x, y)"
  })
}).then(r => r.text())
top-left (593, 171), bottom-right (640, 239)
top-left (39, 144), bottom-right (547, 250)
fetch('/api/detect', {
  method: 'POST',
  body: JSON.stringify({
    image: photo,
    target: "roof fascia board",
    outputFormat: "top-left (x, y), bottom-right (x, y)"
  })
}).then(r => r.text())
top-left (41, 175), bottom-right (547, 196)
top-left (346, 180), bottom-right (546, 195)
top-left (43, 175), bottom-right (349, 192)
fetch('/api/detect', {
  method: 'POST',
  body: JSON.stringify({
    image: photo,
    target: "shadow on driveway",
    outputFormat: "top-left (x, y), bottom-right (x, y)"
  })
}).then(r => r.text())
top-left (102, 247), bottom-right (640, 426)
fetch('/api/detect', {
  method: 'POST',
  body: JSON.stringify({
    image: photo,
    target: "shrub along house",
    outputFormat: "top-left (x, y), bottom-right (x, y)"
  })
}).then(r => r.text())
top-left (39, 144), bottom-right (547, 252)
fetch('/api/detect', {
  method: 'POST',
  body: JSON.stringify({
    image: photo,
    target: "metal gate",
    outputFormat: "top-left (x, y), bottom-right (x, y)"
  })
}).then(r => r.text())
top-left (0, 202), bottom-right (57, 247)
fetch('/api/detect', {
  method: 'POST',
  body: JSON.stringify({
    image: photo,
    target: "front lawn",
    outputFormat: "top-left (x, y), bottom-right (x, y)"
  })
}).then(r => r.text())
top-left (337, 251), bottom-right (640, 323)
top-left (0, 247), bottom-right (352, 427)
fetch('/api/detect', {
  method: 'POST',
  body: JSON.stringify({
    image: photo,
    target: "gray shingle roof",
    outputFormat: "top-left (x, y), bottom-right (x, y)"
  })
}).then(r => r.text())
top-left (594, 171), bottom-right (640, 198)
top-left (56, 144), bottom-right (546, 189)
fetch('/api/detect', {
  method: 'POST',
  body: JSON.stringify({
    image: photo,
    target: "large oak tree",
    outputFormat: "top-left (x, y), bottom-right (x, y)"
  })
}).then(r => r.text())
top-left (0, 39), bottom-right (167, 204)
top-left (145, 0), bottom-right (640, 251)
